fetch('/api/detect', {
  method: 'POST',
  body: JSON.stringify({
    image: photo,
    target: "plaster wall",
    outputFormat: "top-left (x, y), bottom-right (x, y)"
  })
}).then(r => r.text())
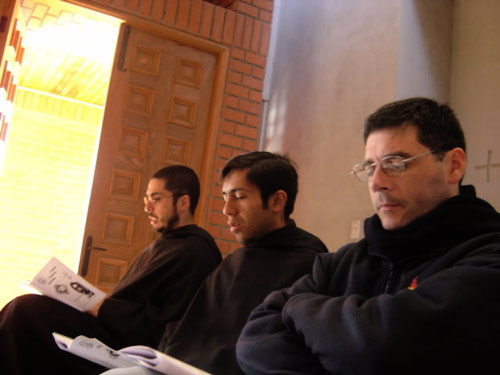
top-left (262, 0), bottom-right (498, 252)
top-left (396, 0), bottom-right (453, 100)
top-left (263, 0), bottom-right (401, 252)
top-left (450, 0), bottom-right (500, 210)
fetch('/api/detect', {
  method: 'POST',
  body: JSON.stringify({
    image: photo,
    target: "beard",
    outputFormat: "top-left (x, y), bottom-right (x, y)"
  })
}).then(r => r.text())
top-left (157, 209), bottom-right (179, 234)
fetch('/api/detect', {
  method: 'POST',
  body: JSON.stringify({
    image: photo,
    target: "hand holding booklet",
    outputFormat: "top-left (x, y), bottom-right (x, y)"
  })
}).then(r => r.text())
top-left (25, 257), bottom-right (106, 312)
top-left (53, 333), bottom-right (211, 375)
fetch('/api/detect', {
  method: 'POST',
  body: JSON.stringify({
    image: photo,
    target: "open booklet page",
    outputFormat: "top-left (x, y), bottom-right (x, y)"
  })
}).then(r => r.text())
top-left (28, 257), bottom-right (106, 312)
top-left (53, 333), bottom-right (212, 375)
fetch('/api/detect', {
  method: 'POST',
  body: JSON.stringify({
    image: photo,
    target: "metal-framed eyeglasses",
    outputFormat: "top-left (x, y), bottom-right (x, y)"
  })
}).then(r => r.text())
top-left (351, 150), bottom-right (438, 181)
top-left (143, 193), bottom-right (175, 206)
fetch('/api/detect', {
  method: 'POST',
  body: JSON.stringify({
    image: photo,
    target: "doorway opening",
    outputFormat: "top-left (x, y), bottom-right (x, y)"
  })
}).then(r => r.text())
top-left (0, 0), bottom-right (121, 308)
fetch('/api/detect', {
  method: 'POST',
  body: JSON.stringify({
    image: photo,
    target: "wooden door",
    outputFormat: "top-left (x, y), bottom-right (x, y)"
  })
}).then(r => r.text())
top-left (80, 24), bottom-right (217, 293)
top-left (0, 0), bottom-right (24, 167)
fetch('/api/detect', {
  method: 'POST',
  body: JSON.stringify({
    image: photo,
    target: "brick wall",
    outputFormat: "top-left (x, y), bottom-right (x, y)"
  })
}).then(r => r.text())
top-left (0, 88), bottom-right (104, 307)
top-left (73, 0), bottom-right (275, 255)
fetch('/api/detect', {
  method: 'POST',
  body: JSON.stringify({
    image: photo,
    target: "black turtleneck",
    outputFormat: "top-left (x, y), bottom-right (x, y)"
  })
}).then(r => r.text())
top-left (236, 186), bottom-right (500, 375)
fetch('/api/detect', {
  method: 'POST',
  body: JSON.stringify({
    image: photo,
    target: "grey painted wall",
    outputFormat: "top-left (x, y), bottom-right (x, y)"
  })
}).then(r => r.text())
top-left (262, 0), bottom-right (499, 252)
top-left (450, 0), bottom-right (500, 210)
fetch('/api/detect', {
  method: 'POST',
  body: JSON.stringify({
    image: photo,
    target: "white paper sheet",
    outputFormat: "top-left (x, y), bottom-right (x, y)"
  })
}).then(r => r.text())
top-left (29, 257), bottom-right (105, 312)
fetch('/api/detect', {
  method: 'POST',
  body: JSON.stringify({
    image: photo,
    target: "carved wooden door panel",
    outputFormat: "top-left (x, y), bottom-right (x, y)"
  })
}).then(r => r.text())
top-left (0, 0), bottom-right (25, 167)
top-left (80, 24), bottom-right (216, 293)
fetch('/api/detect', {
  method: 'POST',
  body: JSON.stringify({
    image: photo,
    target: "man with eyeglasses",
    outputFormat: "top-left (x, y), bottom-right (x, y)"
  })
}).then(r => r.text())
top-left (0, 165), bottom-right (222, 375)
top-left (236, 97), bottom-right (500, 375)
top-left (101, 151), bottom-right (328, 375)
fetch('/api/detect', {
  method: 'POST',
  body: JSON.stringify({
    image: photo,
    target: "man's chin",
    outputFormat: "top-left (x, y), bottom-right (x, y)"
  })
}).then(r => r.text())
top-left (155, 226), bottom-right (166, 233)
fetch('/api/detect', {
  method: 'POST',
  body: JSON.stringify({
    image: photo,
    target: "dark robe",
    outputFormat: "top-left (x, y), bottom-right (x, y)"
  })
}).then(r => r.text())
top-left (0, 224), bottom-right (221, 375)
top-left (159, 220), bottom-right (328, 375)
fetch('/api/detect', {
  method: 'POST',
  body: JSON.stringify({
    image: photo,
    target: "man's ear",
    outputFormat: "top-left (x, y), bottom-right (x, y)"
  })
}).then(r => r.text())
top-left (268, 190), bottom-right (288, 212)
top-left (447, 147), bottom-right (467, 184)
top-left (176, 194), bottom-right (191, 213)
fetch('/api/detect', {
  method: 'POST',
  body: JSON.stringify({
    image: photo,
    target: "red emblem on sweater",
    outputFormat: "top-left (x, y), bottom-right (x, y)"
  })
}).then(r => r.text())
top-left (408, 277), bottom-right (418, 290)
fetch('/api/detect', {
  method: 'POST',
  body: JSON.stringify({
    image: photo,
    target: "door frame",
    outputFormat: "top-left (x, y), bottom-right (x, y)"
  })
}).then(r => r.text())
top-left (66, 0), bottom-right (228, 229)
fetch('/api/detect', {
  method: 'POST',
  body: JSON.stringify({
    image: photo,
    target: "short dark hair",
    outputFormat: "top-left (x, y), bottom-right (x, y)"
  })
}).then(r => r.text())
top-left (363, 97), bottom-right (466, 159)
top-left (221, 151), bottom-right (298, 218)
top-left (152, 165), bottom-right (200, 215)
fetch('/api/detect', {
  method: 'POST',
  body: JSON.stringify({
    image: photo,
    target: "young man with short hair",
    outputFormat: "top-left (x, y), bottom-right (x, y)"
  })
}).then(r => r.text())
top-left (236, 98), bottom-right (500, 375)
top-left (0, 165), bottom-right (222, 375)
top-left (155, 152), bottom-right (328, 375)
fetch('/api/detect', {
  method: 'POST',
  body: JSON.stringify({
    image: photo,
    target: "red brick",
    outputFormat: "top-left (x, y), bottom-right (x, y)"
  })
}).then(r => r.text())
top-left (242, 75), bottom-right (263, 91)
top-left (221, 227), bottom-right (235, 241)
top-left (229, 59), bottom-right (252, 75)
top-left (229, 241), bottom-right (241, 253)
top-left (235, 124), bottom-right (258, 139)
top-left (253, 0), bottom-right (273, 12)
top-left (251, 20), bottom-right (262, 52)
top-left (222, 9), bottom-right (235, 45)
top-left (94, 0), bottom-right (112, 6)
top-left (236, 2), bottom-right (259, 18)
top-left (210, 197), bottom-right (225, 211)
top-left (151, 0), bottom-right (165, 22)
top-left (205, 224), bottom-right (221, 239)
top-left (223, 94), bottom-right (238, 109)
top-left (239, 99), bottom-right (261, 115)
top-left (216, 240), bottom-right (229, 255)
top-left (219, 132), bottom-right (243, 148)
top-left (212, 170), bottom-right (222, 184)
top-left (220, 119), bottom-right (235, 133)
top-left (138, 0), bottom-right (152, 17)
top-left (242, 17), bottom-right (253, 50)
top-left (126, 0), bottom-right (139, 12)
top-left (226, 83), bottom-right (249, 99)
top-left (188, 0), bottom-right (203, 34)
top-left (252, 65), bottom-right (265, 79)
top-left (233, 13), bottom-right (245, 47)
top-left (208, 210), bottom-right (228, 226)
top-left (259, 22), bottom-right (271, 56)
top-left (245, 51), bottom-right (266, 67)
top-left (231, 48), bottom-right (245, 61)
top-left (200, 2), bottom-right (214, 38)
top-left (214, 157), bottom-right (228, 171)
top-left (164, 0), bottom-right (178, 26)
top-left (211, 182), bottom-right (224, 197)
top-left (227, 71), bottom-right (242, 84)
top-left (246, 113), bottom-right (260, 127)
top-left (248, 90), bottom-right (262, 103)
top-left (176, 0), bottom-right (190, 29)
top-left (217, 144), bottom-right (233, 159)
top-left (211, 5), bottom-right (225, 42)
top-left (113, 0), bottom-right (126, 9)
top-left (242, 138), bottom-right (258, 151)
top-left (259, 9), bottom-right (272, 23)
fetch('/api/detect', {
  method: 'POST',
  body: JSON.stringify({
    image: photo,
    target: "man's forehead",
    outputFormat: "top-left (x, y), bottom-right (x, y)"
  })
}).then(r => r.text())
top-left (147, 178), bottom-right (168, 193)
top-left (221, 169), bottom-right (257, 192)
top-left (364, 126), bottom-right (421, 156)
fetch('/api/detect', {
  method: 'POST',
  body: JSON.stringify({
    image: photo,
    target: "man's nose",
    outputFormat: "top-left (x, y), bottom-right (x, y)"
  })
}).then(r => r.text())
top-left (222, 199), bottom-right (235, 216)
top-left (369, 165), bottom-right (390, 192)
top-left (144, 200), bottom-right (153, 213)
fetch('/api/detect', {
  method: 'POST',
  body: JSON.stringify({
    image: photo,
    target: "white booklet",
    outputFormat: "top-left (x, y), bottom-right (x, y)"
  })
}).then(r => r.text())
top-left (53, 333), bottom-right (212, 375)
top-left (27, 257), bottom-right (106, 312)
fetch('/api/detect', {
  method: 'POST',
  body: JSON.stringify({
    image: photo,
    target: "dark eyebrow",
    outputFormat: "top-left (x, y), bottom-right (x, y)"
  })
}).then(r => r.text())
top-left (145, 192), bottom-right (163, 198)
top-left (222, 187), bottom-right (250, 196)
top-left (383, 151), bottom-right (412, 159)
top-left (364, 151), bottom-right (411, 163)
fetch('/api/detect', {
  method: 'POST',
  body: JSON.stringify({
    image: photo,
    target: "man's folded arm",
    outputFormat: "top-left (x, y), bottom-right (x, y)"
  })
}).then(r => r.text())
top-left (282, 258), bottom-right (500, 373)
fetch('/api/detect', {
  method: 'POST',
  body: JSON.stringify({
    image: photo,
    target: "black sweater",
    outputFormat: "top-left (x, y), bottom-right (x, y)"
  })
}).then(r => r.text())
top-left (161, 220), bottom-right (328, 375)
top-left (237, 187), bottom-right (500, 375)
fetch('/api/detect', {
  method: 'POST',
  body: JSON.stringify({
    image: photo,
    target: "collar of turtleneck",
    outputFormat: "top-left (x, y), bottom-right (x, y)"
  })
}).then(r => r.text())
top-left (364, 185), bottom-right (500, 262)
